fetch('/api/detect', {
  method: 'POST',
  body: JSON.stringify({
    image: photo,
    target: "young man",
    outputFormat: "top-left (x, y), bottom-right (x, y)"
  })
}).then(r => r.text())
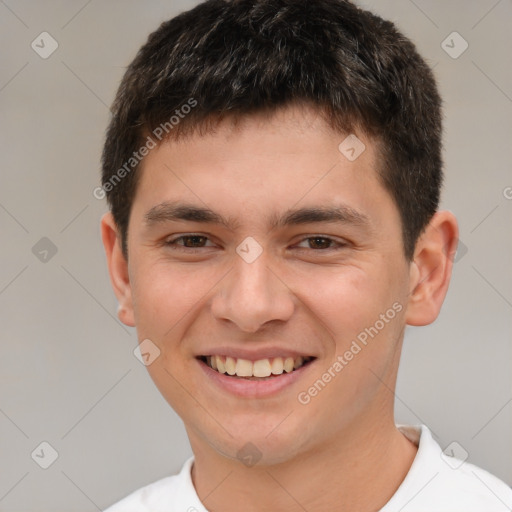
top-left (100, 0), bottom-right (512, 510)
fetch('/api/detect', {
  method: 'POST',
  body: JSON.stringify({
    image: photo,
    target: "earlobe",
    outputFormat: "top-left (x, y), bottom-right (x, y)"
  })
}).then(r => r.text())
top-left (405, 211), bottom-right (459, 327)
top-left (100, 212), bottom-right (136, 327)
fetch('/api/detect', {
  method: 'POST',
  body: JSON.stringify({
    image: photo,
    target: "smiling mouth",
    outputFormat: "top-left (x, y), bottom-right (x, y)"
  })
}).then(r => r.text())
top-left (198, 355), bottom-right (315, 380)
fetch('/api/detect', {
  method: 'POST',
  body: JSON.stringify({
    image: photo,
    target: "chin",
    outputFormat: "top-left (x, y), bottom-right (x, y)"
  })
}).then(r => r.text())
top-left (198, 418), bottom-right (314, 468)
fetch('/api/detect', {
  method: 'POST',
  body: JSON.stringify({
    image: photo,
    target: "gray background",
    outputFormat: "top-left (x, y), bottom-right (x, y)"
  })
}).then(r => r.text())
top-left (1, 0), bottom-right (511, 510)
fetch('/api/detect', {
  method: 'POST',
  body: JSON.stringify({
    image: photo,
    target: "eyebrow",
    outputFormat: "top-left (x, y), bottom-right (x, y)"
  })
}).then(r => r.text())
top-left (143, 201), bottom-right (371, 231)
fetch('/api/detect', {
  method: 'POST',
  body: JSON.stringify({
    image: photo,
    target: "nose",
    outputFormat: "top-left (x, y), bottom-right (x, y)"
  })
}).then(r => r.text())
top-left (210, 250), bottom-right (295, 333)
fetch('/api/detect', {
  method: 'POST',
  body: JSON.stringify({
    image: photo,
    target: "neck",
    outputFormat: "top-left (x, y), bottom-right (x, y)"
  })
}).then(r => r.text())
top-left (189, 415), bottom-right (418, 512)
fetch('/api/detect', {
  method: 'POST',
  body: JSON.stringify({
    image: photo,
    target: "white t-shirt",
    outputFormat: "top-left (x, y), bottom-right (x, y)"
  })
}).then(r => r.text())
top-left (104, 424), bottom-right (512, 511)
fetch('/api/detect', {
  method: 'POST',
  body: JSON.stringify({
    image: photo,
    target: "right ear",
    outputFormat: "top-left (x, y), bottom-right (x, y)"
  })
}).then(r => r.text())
top-left (100, 212), bottom-right (135, 327)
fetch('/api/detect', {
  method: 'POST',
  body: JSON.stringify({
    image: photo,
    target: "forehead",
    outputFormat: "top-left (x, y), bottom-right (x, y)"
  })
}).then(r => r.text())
top-left (131, 104), bottom-right (396, 232)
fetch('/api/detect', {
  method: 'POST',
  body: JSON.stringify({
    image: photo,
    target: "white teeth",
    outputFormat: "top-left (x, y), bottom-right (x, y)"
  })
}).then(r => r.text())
top-left (205, 355), bottom-right (312, 377)
top-left (283, 357), bottom-right (294, 373)
top-left (235, 358), bottom-right (253, 377)
top-left (271, 357), bottom-right (284, 375)
top-left (253, 359), bottom-right (272, 377)
top-left (225, 356), bottom-right (236, 375)
top-left (216, 355), bottom-right (225, 373)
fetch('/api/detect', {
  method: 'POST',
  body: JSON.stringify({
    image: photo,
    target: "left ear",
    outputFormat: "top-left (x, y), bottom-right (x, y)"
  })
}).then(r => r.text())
top-left (405, 210), bottom-right (459, 326)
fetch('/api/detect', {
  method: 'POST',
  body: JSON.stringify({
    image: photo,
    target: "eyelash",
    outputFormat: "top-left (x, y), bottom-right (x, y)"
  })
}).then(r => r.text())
top-left (164, 234), bottom-right (347, 252)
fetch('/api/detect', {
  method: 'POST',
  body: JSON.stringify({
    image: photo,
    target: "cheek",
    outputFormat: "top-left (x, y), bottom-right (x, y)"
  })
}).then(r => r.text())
top-left (130, 261), bottom-right (215, 342)
top-left (298, 263), bottom-right (407, 380)
top-left (300, 267), bottom-right (389, 339)
top-left (296, 269), bottom-right (406, 422)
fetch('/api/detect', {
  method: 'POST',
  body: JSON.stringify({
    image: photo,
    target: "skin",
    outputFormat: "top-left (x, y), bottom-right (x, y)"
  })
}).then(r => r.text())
top-left (101, 104), bottom-right (458, 511)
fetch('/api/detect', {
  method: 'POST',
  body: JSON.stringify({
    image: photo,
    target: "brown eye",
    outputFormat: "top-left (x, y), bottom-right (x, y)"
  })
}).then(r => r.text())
top-left (307, 237), bottom-right (333, 249)
top-left (295, 236), bottom-right (345, 250)
top-left (180, 235), bottom-right (208, 247)
top-left (165, 234), bottom-right (215, 250)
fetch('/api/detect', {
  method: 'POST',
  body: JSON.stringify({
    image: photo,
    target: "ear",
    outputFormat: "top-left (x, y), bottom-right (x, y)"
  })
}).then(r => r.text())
top-left (100, 212), bottom-right (135, 327)
top-left (405, 210), bottom-right (459, 326)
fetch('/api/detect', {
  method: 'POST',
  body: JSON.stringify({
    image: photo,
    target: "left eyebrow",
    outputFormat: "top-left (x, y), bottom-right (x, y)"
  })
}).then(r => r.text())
top-left (270, 205), bottom-right (371, 230)
top-left (143, 201), bottom-right (371, 231)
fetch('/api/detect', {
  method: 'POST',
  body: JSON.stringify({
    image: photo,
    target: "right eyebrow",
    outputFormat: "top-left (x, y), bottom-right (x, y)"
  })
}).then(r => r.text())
top-left (144, 201), bottom-right (241, 230)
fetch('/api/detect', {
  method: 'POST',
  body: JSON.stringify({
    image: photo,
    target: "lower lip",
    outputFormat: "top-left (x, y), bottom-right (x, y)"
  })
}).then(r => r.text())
top-left (197, 358), bottom-right (315, 398)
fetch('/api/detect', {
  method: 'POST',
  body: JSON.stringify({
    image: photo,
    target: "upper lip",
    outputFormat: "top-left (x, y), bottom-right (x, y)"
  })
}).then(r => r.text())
top-left (196, 346), bottom-right (316, 361)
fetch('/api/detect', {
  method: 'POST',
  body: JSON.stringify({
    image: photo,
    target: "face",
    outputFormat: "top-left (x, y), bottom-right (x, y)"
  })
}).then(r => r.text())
top-left (108, 105), bottom-right (419, 465)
